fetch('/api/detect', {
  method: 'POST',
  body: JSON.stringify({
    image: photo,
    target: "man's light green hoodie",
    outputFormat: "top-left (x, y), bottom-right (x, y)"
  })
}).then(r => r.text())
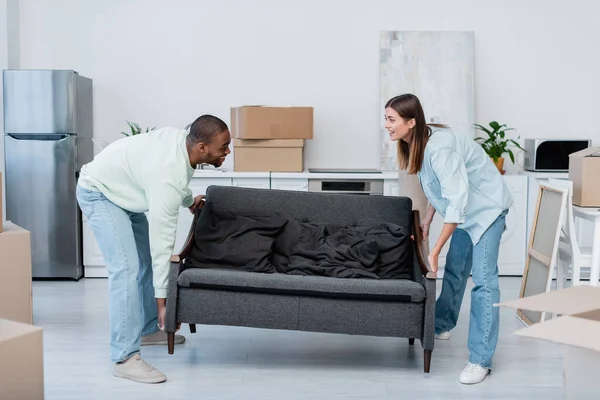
top-left (78, 127), bottom-right (195, 298)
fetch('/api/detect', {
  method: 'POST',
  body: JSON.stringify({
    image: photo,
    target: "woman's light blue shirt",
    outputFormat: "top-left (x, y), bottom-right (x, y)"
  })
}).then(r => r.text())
top-left (417, 126), bottom-right (513, 245)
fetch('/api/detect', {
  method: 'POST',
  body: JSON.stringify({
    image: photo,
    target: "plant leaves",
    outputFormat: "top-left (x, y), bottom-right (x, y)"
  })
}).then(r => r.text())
top-left (123, 121), bottom-right (154, 136)
top-left (473, 123), bottom-right (492, 135)
top-left (508, 149), bottom-right (515, 163)
top-left (509, 139), bottom-right (525, 150)
top-left (472, 120), bottom-right (523, 164)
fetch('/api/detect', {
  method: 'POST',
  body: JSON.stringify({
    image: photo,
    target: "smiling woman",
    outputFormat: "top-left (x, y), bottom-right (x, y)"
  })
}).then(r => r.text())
top-left (385, 93), bottom-right (514, 385)
top-left (384, 95), bottom-right (431, 176)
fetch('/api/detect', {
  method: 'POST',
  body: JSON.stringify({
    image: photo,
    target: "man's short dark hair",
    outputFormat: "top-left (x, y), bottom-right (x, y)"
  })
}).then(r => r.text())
top-left (186, 115), bottom-right (228, 147)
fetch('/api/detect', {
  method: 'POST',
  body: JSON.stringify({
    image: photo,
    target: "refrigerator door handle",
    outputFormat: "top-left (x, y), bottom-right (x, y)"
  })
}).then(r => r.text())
top-left (7, 133), bottom-right (71, 141)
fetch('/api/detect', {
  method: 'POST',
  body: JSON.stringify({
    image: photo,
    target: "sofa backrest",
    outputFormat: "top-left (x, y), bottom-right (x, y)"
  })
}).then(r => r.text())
top-left (204, 185), bottom-right (414, 229)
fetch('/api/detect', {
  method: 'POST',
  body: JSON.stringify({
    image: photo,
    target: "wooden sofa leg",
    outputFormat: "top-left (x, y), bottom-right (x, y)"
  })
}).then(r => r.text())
top-left (409, 338), bottom-right (415, 345)
top-left (189, 324), bottom-right (196, 333)
top-left (424, 350), bottom-right (432, 373)
top-left (167, 332), bottom-right (175, 355)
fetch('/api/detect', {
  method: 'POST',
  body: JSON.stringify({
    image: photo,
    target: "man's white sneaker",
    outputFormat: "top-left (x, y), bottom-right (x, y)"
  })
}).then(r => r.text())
top-left (435, 331), bottom-right (451, 340)
top-left (113, 354), bottom-right (167, 384)
top-left (141, 330), bottom-right (185, 346)
top-left (459, 362), bottom-right (490, 384)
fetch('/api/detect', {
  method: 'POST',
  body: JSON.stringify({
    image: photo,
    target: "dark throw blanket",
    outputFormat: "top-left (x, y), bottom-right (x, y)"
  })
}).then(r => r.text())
top-left (272, 218), bottom-right (412, 279)
top-left (184, 203), bottom-right (412, 279)
top-left (185, 202), bottom-right (288, 273)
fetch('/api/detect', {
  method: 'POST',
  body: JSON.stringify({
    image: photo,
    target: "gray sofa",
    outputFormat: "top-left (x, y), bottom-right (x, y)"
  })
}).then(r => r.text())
top-left (165, 185), bottom-right (436, 373)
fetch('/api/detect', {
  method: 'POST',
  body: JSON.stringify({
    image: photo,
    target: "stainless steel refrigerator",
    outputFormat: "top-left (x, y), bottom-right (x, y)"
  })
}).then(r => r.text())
top-left (3, 69), bottom-right (93, 279)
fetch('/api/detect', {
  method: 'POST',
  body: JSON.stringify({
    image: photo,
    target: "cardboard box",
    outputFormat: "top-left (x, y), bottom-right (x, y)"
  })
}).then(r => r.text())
top-left (0, 319), bottom-right (44, 400)
top-left (1, 171), bottom-right (3, 233)
top-left (231, 106), bottom-right (313, 139)
top-left (496, 285), bottom-right (600, 399)
top-left (233, 139), bottom-right (304, 172)
top-left (568, 147), bottom-right (600, 207)
top-left (0, 222), bottom-right (33, 324)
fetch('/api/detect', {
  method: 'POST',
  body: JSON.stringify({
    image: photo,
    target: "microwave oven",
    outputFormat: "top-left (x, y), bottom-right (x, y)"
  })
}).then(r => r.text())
top-left (524, 138), bottom-right (592, 172)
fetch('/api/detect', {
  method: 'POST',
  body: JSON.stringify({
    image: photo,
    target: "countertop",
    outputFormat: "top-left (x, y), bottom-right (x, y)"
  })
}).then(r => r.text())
top-left (192, 169), bottom-right (400, 179)
top-left (192, 169), bottom-right (535, 180)
top-left (270, 171), bottom-right (400, 179)
top-left (192, 170), bottom-right (270, 178)
top-left (519, 170), bottom-right (569, 179)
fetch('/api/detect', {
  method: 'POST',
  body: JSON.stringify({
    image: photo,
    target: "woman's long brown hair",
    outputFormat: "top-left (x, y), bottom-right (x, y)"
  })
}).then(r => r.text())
top-left (385, 94), bottom-right (446, 175)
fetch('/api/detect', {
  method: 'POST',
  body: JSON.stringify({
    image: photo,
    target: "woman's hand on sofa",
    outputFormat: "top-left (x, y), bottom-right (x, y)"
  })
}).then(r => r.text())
top-left (427, 251), bottom-right (439, 273)
top-left (188, 195), bottom-right (206, 214)
top-left (420, 219), bottom-right (431, 239)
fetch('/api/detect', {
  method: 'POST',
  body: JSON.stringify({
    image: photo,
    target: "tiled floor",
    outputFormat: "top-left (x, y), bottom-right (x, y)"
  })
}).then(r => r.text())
top-left (33, 277), bottom-right (563, 400)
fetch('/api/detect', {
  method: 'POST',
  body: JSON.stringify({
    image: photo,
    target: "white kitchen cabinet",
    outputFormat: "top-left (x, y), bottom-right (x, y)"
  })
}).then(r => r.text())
top-left (384, 179), bottom-right (400, 196)
top-left (82, 217), bottom-right (107, 278)
top-left (174, 177), bottom-right (232, 252)
top-left (174, 207), bottom-right (195, 255)
top-left (498, 175), bottom-right (528, 275)
top-left (428, 174), bottom-right (528, 276)
top-left (232, 177), bottom-right (270, 189)
top-left (190, 177), bottom-right (233, 195)
top-left (270, 178), bottom-right (309, 191)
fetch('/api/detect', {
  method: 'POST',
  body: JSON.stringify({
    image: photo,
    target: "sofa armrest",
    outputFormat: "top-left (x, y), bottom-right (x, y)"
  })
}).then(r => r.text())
top-left (411, 210), bottom-right (436, 351)
top-left (412, 210), bottom-right (436, 280)
top-left (165, 260), bottom-right (184, 332)
top-left (421, 274), bottom-right (436, 351)
top-left (170, 202), bottom-right (204, 263)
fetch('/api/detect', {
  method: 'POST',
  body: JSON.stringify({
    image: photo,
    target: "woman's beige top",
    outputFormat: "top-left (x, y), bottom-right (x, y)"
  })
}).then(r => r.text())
top-left (398, 170), bottom-right (430, 257)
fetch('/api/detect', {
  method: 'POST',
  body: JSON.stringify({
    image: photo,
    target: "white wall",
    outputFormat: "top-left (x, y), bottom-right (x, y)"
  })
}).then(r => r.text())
top-left (15, 0), bottom-right (600, 172)
top-left (0, 0), bottom-right (5, 224)
top-left (0, 0), bottom-right (19, 223)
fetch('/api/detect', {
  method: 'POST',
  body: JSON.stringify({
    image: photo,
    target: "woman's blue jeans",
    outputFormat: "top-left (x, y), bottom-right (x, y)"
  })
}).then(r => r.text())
top-left (434, 210), bottom-right (507, 368)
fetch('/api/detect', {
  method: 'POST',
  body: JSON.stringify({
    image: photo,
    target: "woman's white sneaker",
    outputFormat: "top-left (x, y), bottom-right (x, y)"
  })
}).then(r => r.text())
top-left (459, 362), bottom-right (490, 384)
top-left (113, 354), bottom-right (167, 384)
top-left (435, 331), bottom-right (451, 340)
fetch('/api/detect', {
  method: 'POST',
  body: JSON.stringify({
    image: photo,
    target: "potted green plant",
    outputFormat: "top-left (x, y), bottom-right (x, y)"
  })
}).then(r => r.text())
top-left (121, 121), bottom-right (155, 137)
top-left (474, 121), bottom-right (525, 175)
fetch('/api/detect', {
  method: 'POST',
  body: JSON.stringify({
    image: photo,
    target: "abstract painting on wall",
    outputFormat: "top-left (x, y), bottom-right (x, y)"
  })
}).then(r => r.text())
top-left (379, 31), bottom-right (475, 171)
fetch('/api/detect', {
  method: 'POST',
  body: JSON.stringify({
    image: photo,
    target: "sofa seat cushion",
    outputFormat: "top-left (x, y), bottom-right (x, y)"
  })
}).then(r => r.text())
top-left (178, 268), bottom-right (425, 303)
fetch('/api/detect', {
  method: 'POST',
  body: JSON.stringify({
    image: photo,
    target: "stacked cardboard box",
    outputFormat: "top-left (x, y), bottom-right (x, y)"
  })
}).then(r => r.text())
top-left (0, 319), bottom-right (44, 400)
top-left (0, 172), bottom-right (42, 398)
top-left (1, 172), bottom-right (3, 232)
top-left (0, 221), bottom-right (33, 325)
top-left (231, 106), bottom-right (313, 172)
top-left (497, 285), bottom-right (600, 398)
top-left (569, 147), bottom-right (600, 207)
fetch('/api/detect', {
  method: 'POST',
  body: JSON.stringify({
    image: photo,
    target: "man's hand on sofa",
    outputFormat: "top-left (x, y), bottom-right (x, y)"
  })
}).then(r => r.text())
top-left (156, 298), bottom-right (167, 330)
top-left (188, 195), bottom-right (206, 214)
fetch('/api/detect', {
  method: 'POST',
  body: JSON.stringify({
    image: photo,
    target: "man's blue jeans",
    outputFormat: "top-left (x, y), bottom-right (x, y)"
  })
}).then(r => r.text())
top-left (76, 184), bottom-right (159, 362)
top-left (434, 210), bottom-right (507, 369)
